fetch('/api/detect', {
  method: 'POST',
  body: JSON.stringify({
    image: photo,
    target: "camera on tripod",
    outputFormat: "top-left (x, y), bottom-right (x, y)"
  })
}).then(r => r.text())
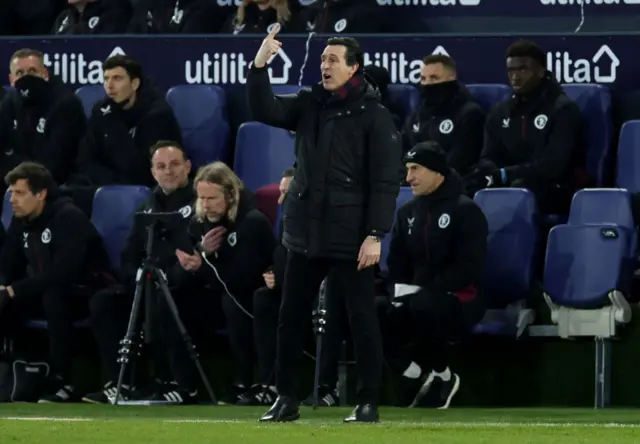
top-left (111, 211), bottom-right (217, 405)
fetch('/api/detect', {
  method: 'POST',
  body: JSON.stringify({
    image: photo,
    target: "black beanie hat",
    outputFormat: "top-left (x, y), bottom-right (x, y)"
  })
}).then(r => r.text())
top-left (403, 141), bottom-right (449, 176)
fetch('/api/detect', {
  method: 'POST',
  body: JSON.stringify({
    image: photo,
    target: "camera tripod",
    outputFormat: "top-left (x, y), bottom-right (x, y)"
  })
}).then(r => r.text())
top-left (311, 279), bottom-right (327, 409)
top-left (113, 217), bottom-right (217, 405)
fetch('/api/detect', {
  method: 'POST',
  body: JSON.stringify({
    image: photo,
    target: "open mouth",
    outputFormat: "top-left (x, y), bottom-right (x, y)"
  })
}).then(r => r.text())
top-left (322, 73), bottom-right (331, 81)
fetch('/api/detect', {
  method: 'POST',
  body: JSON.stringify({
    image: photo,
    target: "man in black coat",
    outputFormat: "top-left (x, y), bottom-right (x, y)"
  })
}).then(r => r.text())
top-left (248, 27), bottom-right (401, 423)
top-left (463, 40), bottom-right (590, 215)
top-left (52, 0), bottom-right (132, 34)
top-left (383, 142), bottom-right (487, 408)
top-left (0, 162), bottom-right (115, 403)
top-left (0, 49), bottom-right (86, 194)
top-left (401, 54), bottom-right (485, 176)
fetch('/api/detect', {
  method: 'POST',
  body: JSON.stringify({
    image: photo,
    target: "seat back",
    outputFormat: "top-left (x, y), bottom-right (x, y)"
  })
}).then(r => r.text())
top-left (467, 84), bottom-right (512, 112)
top-left (387, 84), bottom-right (420, 122)
top-left (544, 224), bottom-right (631, 309)
top-left (380, 187), bottom-right (415, 275)
top-left (474, 188), bottom-right (539, 307)
top-left (166, 85), bottom-right (230, 167)
top-left (569, 188), bottom-right (635, 229)
top-left (91, 185), bottom-right (151, 270)
top-left (562, 84), bottom-right (613, 186)
top-left (75, 85), bottom-right (105, 118)
top-left (234, 122), bottom-right (295, 191)
top-left (616, 120), bottom-right (640, 192)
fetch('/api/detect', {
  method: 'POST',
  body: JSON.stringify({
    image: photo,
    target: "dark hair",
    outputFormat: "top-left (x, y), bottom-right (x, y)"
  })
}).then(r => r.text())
top-left (150, 140), bottom-right (189, 161)
top-left (282, 167), bottom-right (295, 178)
top-left (422, 54), bottom-right (457, 74)
top-left (326, 37), bottom-right (364, 71)
top-left (102, 54), bottom-right (143, 82)
top-left (506, 40), bottom-right (546, 68)
top-left (4, 162), bottom-right (55, 196)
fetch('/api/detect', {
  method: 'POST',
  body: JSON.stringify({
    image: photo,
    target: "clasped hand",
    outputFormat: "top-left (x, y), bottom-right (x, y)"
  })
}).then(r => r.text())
top-left (176, 249), bottom-right (202, 272)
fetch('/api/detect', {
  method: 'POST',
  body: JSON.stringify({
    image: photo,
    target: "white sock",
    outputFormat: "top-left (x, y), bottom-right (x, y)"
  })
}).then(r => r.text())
top-left (402, 361), bottom-right (422, 379)
top-left (432, 367), bottom-right (451, 382)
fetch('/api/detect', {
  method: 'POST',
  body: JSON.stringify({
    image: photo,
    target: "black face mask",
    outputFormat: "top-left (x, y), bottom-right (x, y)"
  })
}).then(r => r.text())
top-left (14, 75), bottom-right (49, 104)
top-left (419, 80), bottom-right (459, 106)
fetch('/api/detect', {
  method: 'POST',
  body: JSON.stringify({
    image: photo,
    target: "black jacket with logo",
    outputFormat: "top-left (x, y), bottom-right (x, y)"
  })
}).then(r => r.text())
top-left (401, 81), bottom-right (485, 176)
top-left (0, 77), bottom-right (86, 186)
top-left (186, 188), bottom-right (276, 297)
top-left (120, 183), bottom-right (195, 289)
top-left (0, 193), bottom-right (115, 299)
top-left (73, 79), bottom-right (182, 187)
top-left (291, 0), bottom-right (383, 34)
top-left (386, 171), bottom-right (488, 303)
top-left (479, 74), bottom-right (588, 187)
top-left (128, 0), bottom-right (227, 34)
top-left (247, 66), bottom-right (401, 259)
top-left (52, 0), bottom-right (132, 34)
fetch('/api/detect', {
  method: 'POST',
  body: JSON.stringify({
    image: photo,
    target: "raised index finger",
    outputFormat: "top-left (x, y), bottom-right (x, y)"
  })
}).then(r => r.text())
top-left (266, 23), bottom-right (281, 39)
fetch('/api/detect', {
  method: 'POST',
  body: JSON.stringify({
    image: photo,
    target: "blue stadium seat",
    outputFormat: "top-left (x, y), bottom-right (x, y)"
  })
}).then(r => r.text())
top-left (380, 187), bottom-right (415, 276)
top-left (75, 85), bottom-right (105, 118)
top-left (2, 189), bottom-right (12, 231)
top-left (562, 84), bottom-right (613, 186)
top-left (166, 85), bottom-right (230, 168)
top-left (542, 223), bottom-right (632, 409)
top-left (615, 120), bottom-right (640, 192)
top-left (272, 85), bottom-right (307, 95)
top-left (91, 185), bottom-right (152, 270)
top-left (467, 84), bottom-right (512, 112)
top-left (234, 122), bottom-right (295, 192)
top-left (472, 188), bottom-right (538, 336)
top-left (387, 84), bottom-right (420, 123)
top-left (274, 204), bottom-right (283, 238)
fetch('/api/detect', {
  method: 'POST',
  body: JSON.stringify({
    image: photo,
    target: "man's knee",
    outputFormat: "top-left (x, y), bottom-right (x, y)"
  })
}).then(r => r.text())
top-left (88, 286), bottom-right (129, 323)
top-left (41, 289), bottom-right (69, 316)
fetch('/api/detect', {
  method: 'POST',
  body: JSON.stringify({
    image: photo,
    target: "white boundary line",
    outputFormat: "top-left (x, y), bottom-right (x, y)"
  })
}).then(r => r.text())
top-left (1, 417), bottom-right (640, 428)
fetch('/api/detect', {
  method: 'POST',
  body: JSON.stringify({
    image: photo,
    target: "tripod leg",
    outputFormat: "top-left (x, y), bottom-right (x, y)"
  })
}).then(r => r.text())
top-left (153, 268), bottom-right (218, 405)
top-left (114, 270), bottom-right (145, 405)
top-left (312, 308), bottom-right (326, 410)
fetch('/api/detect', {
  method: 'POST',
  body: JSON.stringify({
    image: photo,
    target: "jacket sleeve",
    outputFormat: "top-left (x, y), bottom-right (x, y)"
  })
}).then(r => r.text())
top-left (423, 201), bottom-right (488, 294)
top-left (75, 117), bottom-right (117, 185)
top-left (0, 220), bottom-right (27, 286)
top-left (366, 107), bottom-right (402, 237)
top-left (503, 102), bottom-right (582, 184)
top-left (38, 95), bottom-right (86, 183)
top-left (10, 207), bottom-right (93, 298)
top-left (478, 108), bottom-right (505, 169)
top-left (93, 6), bottom-right (132, 34)
top-left (385, 217), bottom-right (413, 285)
top-left (446, 106), bottom-right (485, 176)
top-left (197, 212), bottom-right (276, 295)
top-left (400, 112), bottom-right (416, 156)
top-left (246, 65), bottom-right (302, 131)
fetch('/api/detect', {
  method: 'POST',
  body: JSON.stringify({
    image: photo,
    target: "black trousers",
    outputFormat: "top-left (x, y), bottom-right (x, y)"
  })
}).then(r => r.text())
top-left (252, 286), bottom-right (281, 385)
top-left (276, 250), bottom-right (382, 405)
top-left (0, 287), bottom-right (87, 381)
top-left (382, 290), bottom-right (484, 375)
top-left (221, 287), bottom-right (255, 388)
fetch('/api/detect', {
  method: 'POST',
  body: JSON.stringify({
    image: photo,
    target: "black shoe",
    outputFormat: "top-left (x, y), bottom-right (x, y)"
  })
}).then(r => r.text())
top-left (82, 381), bottom-right (133, 404)
top-left (343, 404), bottom-right (379, 423)
top-left (38, 378), bottom-right (78, 403)
top-left (237, 384), bottom-right (278, 406)
top-left (219, 384), bottom-right (246, 405)
top-left (142, 381), bottom-right (198, 405)
top-left (409, 371), bottom-right (460, 409)
top-left (301, 385), bottom-right (339, 407)
top-left (259, 396), bottom-right (300, 422)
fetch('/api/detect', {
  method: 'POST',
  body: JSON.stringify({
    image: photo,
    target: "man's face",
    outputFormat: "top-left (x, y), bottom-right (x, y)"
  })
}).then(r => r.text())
top-left (405, 163), bottom-right (441, 196)
top-left (151, 147), bottom-right (191, 193)
top-left (506, 56), bottom-right (544, 94)
top-left (196, 182), bottom-right (228, 222)
top-left (9, 56), bottom-right (49, 87)
top-left (278, 175), bottom-right (292, 205)
top-left (9, 179), bottom-right (46, 218)
top-left (419, 62), bottom-right (455, 86)
top-left (320, 45), bottom-right (358, 92)
top-left (103, 66), bottom-right (139, 104)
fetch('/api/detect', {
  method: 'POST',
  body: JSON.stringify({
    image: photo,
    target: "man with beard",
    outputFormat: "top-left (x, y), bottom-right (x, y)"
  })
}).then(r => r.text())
top-left (0, 49), bottom-right (86, 195)
top-left (463, 40), bottom-right (589, 215)
top-left (66, 54), bottom-right (182, 215)
top-left (401, 54), bottom-right (485, 177)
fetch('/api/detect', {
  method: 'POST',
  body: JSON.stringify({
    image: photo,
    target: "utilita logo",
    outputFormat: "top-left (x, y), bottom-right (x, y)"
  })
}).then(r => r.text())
top-left (363, 46), bottom-right (449, 83)
top-left (185, 49), bottom-right (292, 85)
top-left (376, 0), bottom-right (480, 5)
top-left (43, 47), bottom-right (125, 85)
top-left (547, 45), bottom-right (620, 83)
top-left (540, 0), bottom-right (640, 4)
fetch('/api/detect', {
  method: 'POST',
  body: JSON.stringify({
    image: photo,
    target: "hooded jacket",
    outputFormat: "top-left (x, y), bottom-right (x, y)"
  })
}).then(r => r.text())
top-left (0, 76), bottom-right (86, 186)
top-left (387, 171), bottom-right (488, 303)
top-left (0, 192), bottom-right (114, 299)
top-left (73, 78), bottom-right (183, 187)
